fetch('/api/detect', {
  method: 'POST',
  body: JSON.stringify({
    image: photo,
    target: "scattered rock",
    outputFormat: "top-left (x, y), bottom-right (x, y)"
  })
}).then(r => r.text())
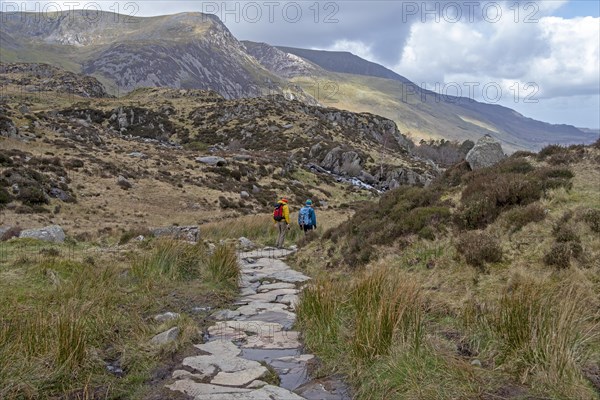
top-left (466, 135), bottom-right (506, 170)
top-left (196, 156), bottom-right (227, 166)
top-left (128, 151), bottom-right (147, 158)
top-left (233, 154), bottom-right (252, 161)
top-left (0, 116), bottom-right (18, 138)
top-left (211, 309), bottom-right (242, 320)
top-left (117, 175), bottom-right (133, 190)
top-left (152, 226), bottom-right (200, 242)
top-left (238, 237), bottom-right (256, 250)
top-left (240, 191), bottom-right (250, 199)
top-left (154, 312), bottom-right (180, 322)
top-left (251, 185), bottom-right (261, 194)
top-left (151, 327), bottom-right (180, 345)
top-left (470, 359), bottom-right (482, 367)
top-left (19, 225), bottom-right (65, 243)
top-left (49, 187), bottom-right (74, 202)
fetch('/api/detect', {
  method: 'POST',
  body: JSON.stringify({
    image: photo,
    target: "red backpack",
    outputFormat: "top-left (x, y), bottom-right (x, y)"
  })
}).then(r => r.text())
top-left (273, 203), bottom-right (284, 221)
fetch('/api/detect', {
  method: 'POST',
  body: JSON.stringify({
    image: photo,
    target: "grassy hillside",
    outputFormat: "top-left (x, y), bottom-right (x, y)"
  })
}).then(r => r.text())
top-left (291, 143), bottom-right (600, 399)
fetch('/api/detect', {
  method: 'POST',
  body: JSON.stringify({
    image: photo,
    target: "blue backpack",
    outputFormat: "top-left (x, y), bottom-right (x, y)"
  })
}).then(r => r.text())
top-left (299, 207), bottom-right (311, 226)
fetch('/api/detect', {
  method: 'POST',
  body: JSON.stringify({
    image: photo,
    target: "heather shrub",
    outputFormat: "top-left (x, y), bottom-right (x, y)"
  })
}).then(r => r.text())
top-left (456, 231), bottom-right (503, 269)
top-left (582, 209), bottom-right (600, 233)
top-left (503, 203), bottom-right (546, 231)
top-left (544, 243), bottom-right (573, 269)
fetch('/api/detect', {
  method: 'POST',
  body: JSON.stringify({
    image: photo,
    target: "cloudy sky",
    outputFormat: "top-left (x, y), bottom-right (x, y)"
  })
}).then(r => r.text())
top-left (3, 1), bottom-right (599, 128)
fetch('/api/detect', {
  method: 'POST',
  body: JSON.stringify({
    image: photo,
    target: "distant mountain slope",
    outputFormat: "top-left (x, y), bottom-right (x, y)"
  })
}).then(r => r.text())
top-left (278, 46), bottom-right (597, 151)
top-left (277, 46), bottom-right (413, 84)
top-left (0, 11), bottom-right (315, 102)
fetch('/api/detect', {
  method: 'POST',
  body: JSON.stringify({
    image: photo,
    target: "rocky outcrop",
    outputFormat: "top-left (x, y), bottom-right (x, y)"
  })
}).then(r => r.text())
top-left (19, 225), bottom-right (66, 242)
top-left (320, 147), bottom-right (363, 177)
top-left (243, 41), bottom-right (321, 79)
top-left (0, 116), bottom-right (18, 138)
top-left (466, 135), bottom-right (507, 170)
top-left (152, 226), bottom-right (200, 242)
top-left (0, 63), bottom-right (109, 98)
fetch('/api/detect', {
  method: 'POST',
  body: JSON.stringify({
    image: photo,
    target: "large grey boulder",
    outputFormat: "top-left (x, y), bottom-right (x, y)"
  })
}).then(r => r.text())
top-left (321, 147), bottom-right (363, 177)
top-left (19, 225), bottom-right (65, 243)
top-left (152, 226), bottom-right (200, 242)
top-left (0, 117), bottom-right (18, 138)
top-left (466, 135), bottom-right (506, 170)
top-left (196, 156), bottom-right (227, 166)
top-left (151, 327), bottom-right (180, 345)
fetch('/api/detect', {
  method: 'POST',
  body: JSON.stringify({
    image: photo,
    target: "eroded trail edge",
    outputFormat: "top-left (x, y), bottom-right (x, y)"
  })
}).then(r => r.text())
top-left (166, 248), bottom-right (350, 399)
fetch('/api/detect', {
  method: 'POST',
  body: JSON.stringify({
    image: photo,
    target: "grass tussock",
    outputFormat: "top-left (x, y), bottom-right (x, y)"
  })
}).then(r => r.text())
top-left (468, 280), bottom-right (599, 394)
top-left (133, 240), bottom-right (239, 290)
top-left (297, 266), bottom-right (424, 385)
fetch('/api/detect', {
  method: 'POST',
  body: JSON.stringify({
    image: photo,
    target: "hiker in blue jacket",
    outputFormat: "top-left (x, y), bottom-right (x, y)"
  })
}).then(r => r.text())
top-left (298, 199), bottom-right (317, 233)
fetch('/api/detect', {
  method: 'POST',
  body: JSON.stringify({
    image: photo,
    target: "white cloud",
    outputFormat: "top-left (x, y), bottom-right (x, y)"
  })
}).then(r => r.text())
top-left (323, 39), bottom-right (379, 63)
top-left (395, 13), bottom-right (600, 102)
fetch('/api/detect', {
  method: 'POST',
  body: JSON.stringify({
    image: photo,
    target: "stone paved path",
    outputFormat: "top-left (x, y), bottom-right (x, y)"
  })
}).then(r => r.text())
top-left (166, 248), bottom-right (350, 399)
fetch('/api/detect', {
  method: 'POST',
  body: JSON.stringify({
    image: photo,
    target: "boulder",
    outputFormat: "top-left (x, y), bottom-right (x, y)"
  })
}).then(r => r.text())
top-left (19, 225), bottom-right (65, 243)
top-left (154, 312), bottom-right (180, 322)
top-left (196, 156), bottom-right (227, 166)
top-left (321, 147), bottom-right (363, 176)
top-left (117, 176), bottom-right (132, 190)
top-left (151, 327), bottom-right (180, 345)
top-left (466, 135), bottom-right (506, 170)
top-left (152, 226), bottom-right (200, 242)
top-left (49, 187), bottom-right (74, 202)
top-left (240, 191), bottom-right (250, 199)
top-left (0, 116), bottom-right (18, 138)
top-left (238, 237), bottom-right (256, 250)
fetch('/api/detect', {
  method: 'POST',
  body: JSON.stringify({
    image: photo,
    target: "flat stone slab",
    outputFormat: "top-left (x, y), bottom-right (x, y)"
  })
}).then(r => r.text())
top-left (242, 330), bottom-right (302, 350)
top-left (258, 282), bottom-right (297, 292)
top-left (239, 249), bottom-right (295, 260)
top-left (279, 294), bottom-right (299, 308)
top-left (237, 310), bottom-right (296, 330)
top-left (169, 380), bottom-right (305, 400)
top-left (212, 309), bottom-right (242, 320)
top-left (211, 366), bottom-right (268, 387)
top-left (172, 369), bottom-right (210, 381)
top-left (196, 340), bottom-right (242, 357)
top-left (167, 380), bottom-right (250, 397)
top-left (240, 288), bottom-right (299, 303)
top-left (236, 301), bottom-right (289, 316)
top-left (183, 352), bottom-right (262, 375)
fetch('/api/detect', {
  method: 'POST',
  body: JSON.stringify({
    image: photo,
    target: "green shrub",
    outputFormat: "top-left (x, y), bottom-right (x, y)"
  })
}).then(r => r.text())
top-left (18, 187), bottom-right (49, 206)
top-left (456, 231), bottom-right (503, 269)
top-left (497, 158), bottom-right (535, 174)
top-left (537, 144), bottom-right (567, 160)
top-left (183, 141), bottom-right (209, 152)
top-left (504, 203), bottom-right (546, 231)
